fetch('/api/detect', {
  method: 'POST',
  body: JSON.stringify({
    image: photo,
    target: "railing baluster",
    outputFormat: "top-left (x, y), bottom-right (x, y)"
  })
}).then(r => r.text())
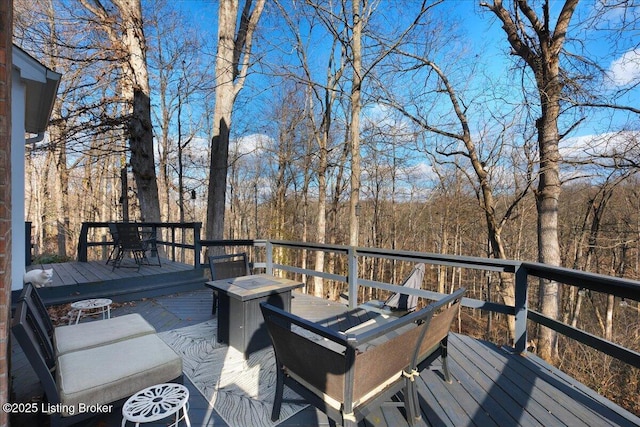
top-left (266, 241), bottom-right (273, 275)
top-left (171, 227), bottom-right (176, 261)
top-left (348, 247), bottom-right (358, 309)
top-left (193, 223), bottom-right (202, 268)
top-left (514, 264), bottom-right (529, 354)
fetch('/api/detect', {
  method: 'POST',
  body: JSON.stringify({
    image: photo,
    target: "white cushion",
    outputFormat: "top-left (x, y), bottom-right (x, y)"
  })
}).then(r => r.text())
top-left (56, 334), bottom-right (182, 416)
top-left (54, 313), bottom-right (155, 356)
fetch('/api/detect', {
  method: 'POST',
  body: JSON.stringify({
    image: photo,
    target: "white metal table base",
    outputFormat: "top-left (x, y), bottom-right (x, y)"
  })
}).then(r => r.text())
top-left (121, 383), bottom-right (190, 427)
top-left (70, 298), bottom-right (112, 325)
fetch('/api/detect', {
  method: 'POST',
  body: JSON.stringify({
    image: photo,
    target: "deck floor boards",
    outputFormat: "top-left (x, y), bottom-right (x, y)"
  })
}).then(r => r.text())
top-left (10, 275), bottom-right (640, 427)
top-left (26, 258), bottom-right (195, 288)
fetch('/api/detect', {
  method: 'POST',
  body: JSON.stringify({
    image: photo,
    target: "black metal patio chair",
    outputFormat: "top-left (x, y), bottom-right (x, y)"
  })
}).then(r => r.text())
top-left (208, 253), bottom-right (250, 314)
top-left (111, 222), bottom-right (160, 271)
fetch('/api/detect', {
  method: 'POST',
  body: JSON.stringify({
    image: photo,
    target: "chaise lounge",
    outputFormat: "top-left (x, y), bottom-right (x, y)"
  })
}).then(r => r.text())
top-left (19, 283), bottom-right (157, 356)
top-left (12, 284), bottom-right (183, 426)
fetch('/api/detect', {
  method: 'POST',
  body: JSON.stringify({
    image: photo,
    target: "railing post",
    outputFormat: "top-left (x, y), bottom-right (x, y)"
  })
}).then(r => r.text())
top-left (25, 222), bottom-right (32, 266)
top-left (171, 226), bottom-right (176, 261)
top-left (77, 223), bottom-right (90, 262)
top-left (347, 246), bottom-right (358, 309)
top-left (514, 263), bottom-right (529, 354)
top-left (265, 241), bottom-right (273, 275)
top-left (193, 222), bottom-right (202, 268)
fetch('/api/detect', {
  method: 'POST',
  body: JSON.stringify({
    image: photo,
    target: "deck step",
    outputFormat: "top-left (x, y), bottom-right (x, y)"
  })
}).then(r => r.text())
top-left (16, 267), bottom-right (208, 306)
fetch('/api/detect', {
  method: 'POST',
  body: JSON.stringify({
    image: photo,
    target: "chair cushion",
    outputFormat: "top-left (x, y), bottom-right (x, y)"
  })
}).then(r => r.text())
top-left (54, 313), bottom-right (156, 356)
top-left (56, 334), bottom-right (182, 416)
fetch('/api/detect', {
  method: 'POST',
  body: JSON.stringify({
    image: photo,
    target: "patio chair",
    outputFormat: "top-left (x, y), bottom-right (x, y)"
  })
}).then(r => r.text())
top-left (346, 263), bottom-right (426, 316)
top-left (364, 263), bottom-right (425, 315)
top-left (260, 287), bottom-right (466, 427)
top-left (11, 290), bottom-right (182, 427)
top-left (208, 253), bottom-right (250, 314)
top-left (111, 222), bottom-right (160, 271)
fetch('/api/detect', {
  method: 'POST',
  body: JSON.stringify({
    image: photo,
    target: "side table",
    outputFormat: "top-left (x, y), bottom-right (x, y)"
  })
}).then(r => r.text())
top-left (121, 383), bottom-right (190, 427)
top-left (70, 298), bottom-right (112, 325)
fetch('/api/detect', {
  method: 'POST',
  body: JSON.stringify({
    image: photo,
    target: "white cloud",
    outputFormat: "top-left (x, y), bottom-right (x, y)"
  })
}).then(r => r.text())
top-left (607, 49), bottom-right (640, 87)
top-left (362, 103), bottom-right (413, 135)
top-left (560, 131), bottom-right (640, 183)
top-left (561, 131), bottom-right (639, 161)
top-left (231, 133), bottom-right (271, 156)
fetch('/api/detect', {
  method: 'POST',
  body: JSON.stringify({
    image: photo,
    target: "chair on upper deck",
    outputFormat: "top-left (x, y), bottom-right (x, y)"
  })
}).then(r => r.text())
top-left (261, 287), bottom-right (466, 427)
top-left (105, 222), bottom-right (119, 265)
top-left (208, 253), bottom-right (250, 314)
top-left (111, 222), bottom-right (160, 271)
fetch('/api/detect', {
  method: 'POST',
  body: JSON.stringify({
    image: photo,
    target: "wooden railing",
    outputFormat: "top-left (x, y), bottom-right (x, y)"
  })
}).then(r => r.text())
top-left (215, 239), bottom-right (640, 368)
top-left (77, 222), bottom-right (203, 267)
top-left (76, 223), bottom-right (640, 369)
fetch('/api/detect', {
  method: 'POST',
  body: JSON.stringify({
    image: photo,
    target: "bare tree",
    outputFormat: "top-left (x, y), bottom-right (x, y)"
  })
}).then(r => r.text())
top-left (15, 0), bottom-right (128, 254)
top-left (145, 1), bottom-right (203, 223)
top-left (306, 0), bottom-right (437, 247)
top-left (379, 54), bottom-right (532, 342)
top-left (274, 0), bottom-right (349, 296)
top-left (206, 0), bottom-right (266, 242)
top-left (480, 0), bottom-right (580, 362)
top-left (481, 0), bottom-right (639, 361)
top-left (79, 0), bottom-right (161, 222)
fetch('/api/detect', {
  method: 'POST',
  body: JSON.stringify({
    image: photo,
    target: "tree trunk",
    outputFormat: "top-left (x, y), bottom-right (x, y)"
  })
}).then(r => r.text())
top-left (80, 0), bottom-right (161, 222)
top-left (206, 100), bottom-right (232, 243)
top-left (484, 0), bottom-right (579, 363)
top-left (129, 89), bottom-right (161, 222)
top-left (313, 133), bottom-right (328, 297)
top-left (206, 0), bottom-right (265, 242)
top-left (605, 294), bottom-right (614, 341)
top-left (114, 0), bottom-right (160, 222)
top-left (348, 0), bottom-right (362, 247)
top-left (535, 86), bottom-right (563, 362)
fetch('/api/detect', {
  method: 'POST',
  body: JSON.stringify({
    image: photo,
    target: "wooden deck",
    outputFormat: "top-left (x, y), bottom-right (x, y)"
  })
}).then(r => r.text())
top-left (28, 257), bottom-right (193, 285)
top-left (10, 280), bottom-right (640, 426)
top-left (21, 259), bottom-right (206, 305)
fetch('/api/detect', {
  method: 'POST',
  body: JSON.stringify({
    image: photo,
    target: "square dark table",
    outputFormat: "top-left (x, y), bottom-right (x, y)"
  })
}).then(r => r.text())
top-left (205, 274), bottom-right (303, 357)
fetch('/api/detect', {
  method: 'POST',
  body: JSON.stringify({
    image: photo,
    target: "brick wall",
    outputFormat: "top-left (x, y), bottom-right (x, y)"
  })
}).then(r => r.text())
top-left (0, 1), bottom-right (12, 426)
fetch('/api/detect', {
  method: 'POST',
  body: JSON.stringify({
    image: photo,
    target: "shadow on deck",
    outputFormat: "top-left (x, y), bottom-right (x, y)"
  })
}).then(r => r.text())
top-left (10, 268), bottom-right (640, 427)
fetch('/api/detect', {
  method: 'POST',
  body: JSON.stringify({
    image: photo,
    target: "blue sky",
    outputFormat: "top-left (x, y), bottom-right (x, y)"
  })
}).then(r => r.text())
top-left (161, 0), bottom-right (639, 202)
top-left (169, 0), bottom-right (638, 156)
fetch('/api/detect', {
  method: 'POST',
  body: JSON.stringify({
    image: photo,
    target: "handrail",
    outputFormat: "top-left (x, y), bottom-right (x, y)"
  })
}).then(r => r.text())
top-left (520, 261), bottom-right (640, 301)
top-left (264, 240), bottom-right (640, 369)
top-left (77, 221), bottom-right (203, 267)
top-left (75, 224), bottom-right (640, 369)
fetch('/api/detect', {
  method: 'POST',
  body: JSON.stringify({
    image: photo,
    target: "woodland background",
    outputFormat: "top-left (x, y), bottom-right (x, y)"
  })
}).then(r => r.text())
top-left (12, 0), bottom-right (640, 414)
